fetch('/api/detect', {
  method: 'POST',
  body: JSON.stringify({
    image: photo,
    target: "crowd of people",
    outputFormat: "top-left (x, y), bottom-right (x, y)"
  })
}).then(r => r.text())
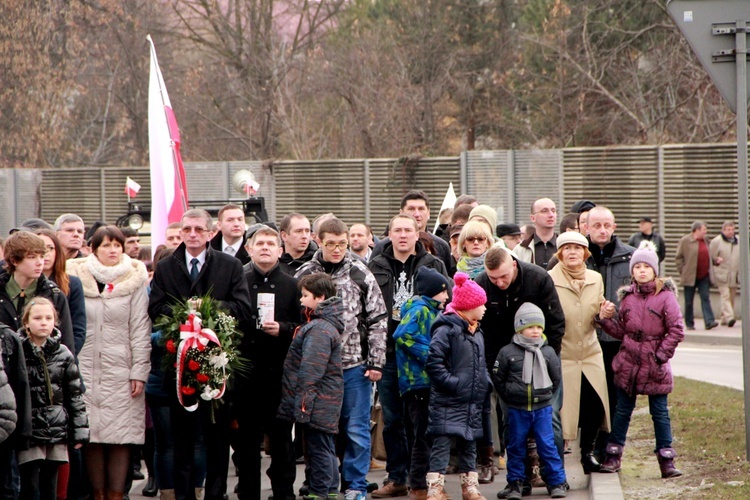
top-left (0, 190), bottom-right (738, 500)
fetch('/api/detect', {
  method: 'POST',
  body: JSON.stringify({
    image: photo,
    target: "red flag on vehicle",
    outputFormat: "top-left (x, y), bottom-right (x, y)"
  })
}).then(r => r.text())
top-left (125, 176), bottom-right (141, 198)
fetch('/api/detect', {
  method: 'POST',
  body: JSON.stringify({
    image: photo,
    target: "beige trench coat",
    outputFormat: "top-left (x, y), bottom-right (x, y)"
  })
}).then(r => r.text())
top-left (549, 266), bottom-right (611, 440)
top-left (67, 256), bottom-right (151, 444)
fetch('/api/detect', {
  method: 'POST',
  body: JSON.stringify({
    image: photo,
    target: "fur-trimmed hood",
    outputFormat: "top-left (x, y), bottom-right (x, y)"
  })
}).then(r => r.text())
top-left (66, 256), bottom-right (149, 299)
top-left (617, 277), bottom-right (677, 302)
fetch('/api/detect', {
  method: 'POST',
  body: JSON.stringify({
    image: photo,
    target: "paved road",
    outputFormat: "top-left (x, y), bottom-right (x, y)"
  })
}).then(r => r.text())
top-left (671, 342), bottom-right (743, 390)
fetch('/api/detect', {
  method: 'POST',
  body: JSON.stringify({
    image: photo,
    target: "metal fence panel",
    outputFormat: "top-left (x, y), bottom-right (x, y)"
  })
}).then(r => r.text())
top-left (466, 150), bottom-right (512, 224)
top-left (514, 149), bottom-right (563, 226)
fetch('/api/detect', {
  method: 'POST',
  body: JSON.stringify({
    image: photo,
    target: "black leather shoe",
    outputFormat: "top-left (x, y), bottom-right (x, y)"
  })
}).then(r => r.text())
top-left (706, 321), bottom-right (719, 330)
top-left (132, 469), bottom-right (145, 480)
top-left (142, 477), bottom-right (158, 497)
top-left (581, 452), bottom-right (601, 474)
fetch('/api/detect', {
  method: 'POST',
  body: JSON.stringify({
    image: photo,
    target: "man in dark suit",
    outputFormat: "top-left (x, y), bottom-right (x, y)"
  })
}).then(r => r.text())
top-left (235, 226), bottom-right (301, 500)
top-left (210, 204), bottom-right (251, 265)
top-left (149, 208), bottom-right (252, 500)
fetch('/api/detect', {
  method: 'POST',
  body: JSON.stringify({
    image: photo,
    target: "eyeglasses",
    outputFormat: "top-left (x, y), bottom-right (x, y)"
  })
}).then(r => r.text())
top-left (466, 236), bottom-right (488, 244)
top-left (181, 226), bottom-right (208, 234)
top-left (323, 241), bottom-right (348, 250)
top-left (533, 208), bottom-right (557, 215)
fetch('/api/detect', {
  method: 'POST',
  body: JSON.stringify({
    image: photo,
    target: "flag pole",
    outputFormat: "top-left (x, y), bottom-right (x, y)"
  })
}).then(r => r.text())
top-left (146, 35), bottom-right (188, 212)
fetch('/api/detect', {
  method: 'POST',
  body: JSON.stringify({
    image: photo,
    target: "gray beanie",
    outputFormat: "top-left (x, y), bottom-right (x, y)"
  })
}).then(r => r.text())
top-left (514, 303), bottom-right (546, 333)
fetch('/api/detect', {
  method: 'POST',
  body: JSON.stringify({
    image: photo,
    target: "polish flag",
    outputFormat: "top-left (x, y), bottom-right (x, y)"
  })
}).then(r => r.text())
top-left (125, 176), bottom-right (141, 198)
top-left (147, 35), bottom-right (189, 251)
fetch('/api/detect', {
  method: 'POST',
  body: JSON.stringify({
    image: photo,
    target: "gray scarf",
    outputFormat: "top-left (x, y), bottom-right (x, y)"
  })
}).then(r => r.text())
top-left (512, 333), bottom-right (552, 390)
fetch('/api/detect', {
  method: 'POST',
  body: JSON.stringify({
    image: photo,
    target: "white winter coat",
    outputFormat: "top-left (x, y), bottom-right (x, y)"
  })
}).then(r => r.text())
top-left (67, 255), bottom-right (151, 444)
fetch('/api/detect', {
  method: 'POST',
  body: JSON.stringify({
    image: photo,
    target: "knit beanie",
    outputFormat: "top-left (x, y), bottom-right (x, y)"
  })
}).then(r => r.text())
top-left (514, 303), bottom-right (546, 333)
top-left (630, 240), bottom-right (659, 275)
top-left (415, 267), bottom-right (450, 298)
top-left (469, 205), bottom-right (498, 235)
top-left (450, 272), bottom-right (487, 311)
top-left (571, 200), bottom-right (596, 214)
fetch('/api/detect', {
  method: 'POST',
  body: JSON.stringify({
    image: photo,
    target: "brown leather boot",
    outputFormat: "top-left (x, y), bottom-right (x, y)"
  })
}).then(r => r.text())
top-left (426, 473), bottom-right (450, 500)
top-left (409, 489), bottom-right (428, 500)
top-left (476, 446), bottom-right (495, 484)
top-left (526, 440), bottom-right (545, 488)
top-left (459, 472), bottom-right (486, 500)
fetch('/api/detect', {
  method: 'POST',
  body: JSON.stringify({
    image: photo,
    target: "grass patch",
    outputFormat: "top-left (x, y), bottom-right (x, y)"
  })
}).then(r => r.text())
top-left (620, 377), bottom-right (750, 498)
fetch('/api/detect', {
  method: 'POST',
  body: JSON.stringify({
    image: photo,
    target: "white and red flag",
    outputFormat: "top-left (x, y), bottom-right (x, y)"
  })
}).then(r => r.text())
top-left (147, 35), bottom-right (189, 250)
top-left (125, 176), bottom-right (141, 199)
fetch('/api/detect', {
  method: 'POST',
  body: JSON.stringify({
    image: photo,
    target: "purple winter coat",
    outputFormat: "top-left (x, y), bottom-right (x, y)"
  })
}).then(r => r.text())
top-left (598, 278), bottom-right (684, 396)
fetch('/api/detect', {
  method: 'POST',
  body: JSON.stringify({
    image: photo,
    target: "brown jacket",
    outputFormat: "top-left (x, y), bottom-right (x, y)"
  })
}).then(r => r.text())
top-left (674, 233), bottom-right (713, 287)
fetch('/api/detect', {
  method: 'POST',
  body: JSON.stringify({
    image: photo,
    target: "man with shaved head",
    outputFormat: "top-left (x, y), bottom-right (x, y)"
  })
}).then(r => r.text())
top-left (513, 198), bottom-right (558, 268)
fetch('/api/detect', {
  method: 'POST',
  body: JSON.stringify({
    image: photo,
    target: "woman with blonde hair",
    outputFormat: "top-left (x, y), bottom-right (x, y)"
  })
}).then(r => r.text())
top-left (548, 231), bottom-right (610, 474)
top-left (456, 221), bottom-right (494, 279)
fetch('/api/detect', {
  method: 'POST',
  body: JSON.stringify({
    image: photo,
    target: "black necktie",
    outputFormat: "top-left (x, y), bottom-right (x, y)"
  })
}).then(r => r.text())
top-left (190, 258), bottom-right (200, 282)
top-left (16, 291), bottom-right (26, 316)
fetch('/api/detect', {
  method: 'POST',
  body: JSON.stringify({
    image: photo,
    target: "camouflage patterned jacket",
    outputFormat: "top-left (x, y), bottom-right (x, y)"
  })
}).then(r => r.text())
top-left (296, 251), bottom-right (388, 370)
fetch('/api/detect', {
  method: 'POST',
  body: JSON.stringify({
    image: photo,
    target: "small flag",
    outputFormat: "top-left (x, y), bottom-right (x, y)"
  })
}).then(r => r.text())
top-left (125, 177), bottom-right (141, 198)
top-left (433, 182), bottom-right (457, 234)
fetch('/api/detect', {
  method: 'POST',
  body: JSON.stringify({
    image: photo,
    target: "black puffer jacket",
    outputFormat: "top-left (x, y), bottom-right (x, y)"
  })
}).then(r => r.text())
top-left (426, 310), bottom-right (491, 441)
top-left (21, 333), bottom-right (88, 446)
top-left (492, 338), bottom-right (561, 411)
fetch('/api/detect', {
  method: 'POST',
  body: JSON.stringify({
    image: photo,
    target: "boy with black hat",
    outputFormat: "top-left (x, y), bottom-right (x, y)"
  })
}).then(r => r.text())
top-left (492, 303), bottom-right (566, 499)
top-left (393, 267), bottom-right (450, 499)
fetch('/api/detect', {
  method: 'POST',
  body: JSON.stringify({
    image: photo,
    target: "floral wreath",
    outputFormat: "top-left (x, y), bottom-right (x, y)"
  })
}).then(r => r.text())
top-left (155, 294), bottom-right (245, 412)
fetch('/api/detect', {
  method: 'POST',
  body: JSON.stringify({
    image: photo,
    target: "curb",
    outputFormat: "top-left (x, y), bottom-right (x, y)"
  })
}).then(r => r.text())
top-left (589, 472), bottom-right (624, 500)
top-left (683, 332), bottom-right (742, 346)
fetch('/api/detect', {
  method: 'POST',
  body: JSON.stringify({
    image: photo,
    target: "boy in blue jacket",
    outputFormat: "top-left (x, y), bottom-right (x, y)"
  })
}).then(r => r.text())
top-left (492, 303), bottom-right (566, 499)
top-left (394, 267), bottom-right (450, 497)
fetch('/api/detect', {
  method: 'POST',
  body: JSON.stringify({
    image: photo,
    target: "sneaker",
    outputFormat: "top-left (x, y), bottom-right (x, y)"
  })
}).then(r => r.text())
top-left (345, 490), bottom-right (367, 500)
top-left (547, 484), bottom-right (567, 499)
top-left (372, 482), bottom-right (408, 498)
top-left (502, 480), bottom-right (524, 500)
top-left (496, 481), bottom-right (530, 499)
top-left (496, 456), bottom-right (506, 470)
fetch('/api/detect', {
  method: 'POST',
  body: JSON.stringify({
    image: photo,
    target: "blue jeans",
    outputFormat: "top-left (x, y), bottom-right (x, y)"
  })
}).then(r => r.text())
top-left (497, 385), bottom-right (564, 463)
top-left (609, 388), bottom-right (673, 452)
top-left (376, 358), bottom-right (409, 485)
top-left (505, 407), bottom-right (565, 487)
top-left (429, 436), bottom-right (476, 474)
top-left (341, 365), bottom-right (373, 492)
top-left (305, 426), bottom-right (339, 496)
top-left (683, 275), bottom-right (715, 327)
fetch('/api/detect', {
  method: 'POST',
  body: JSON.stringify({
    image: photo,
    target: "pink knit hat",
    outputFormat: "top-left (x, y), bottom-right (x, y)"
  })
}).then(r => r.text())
top-left (450, 272), bottom-right (487, 311)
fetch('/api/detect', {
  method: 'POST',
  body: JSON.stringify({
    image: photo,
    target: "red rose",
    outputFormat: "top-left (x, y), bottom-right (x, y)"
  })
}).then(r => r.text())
top-left (196, 373), bottom-right (209, 383)
top-left (188, 360), bottom-right (201, 371)
top-left (181, 386), bottom-right (196, 396)
top-left (166, 340), bottom-right (177, 353)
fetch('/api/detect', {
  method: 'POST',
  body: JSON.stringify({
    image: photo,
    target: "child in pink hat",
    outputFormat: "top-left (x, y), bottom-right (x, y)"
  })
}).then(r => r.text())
top-left (424, 273), bottom-right (491, 500)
